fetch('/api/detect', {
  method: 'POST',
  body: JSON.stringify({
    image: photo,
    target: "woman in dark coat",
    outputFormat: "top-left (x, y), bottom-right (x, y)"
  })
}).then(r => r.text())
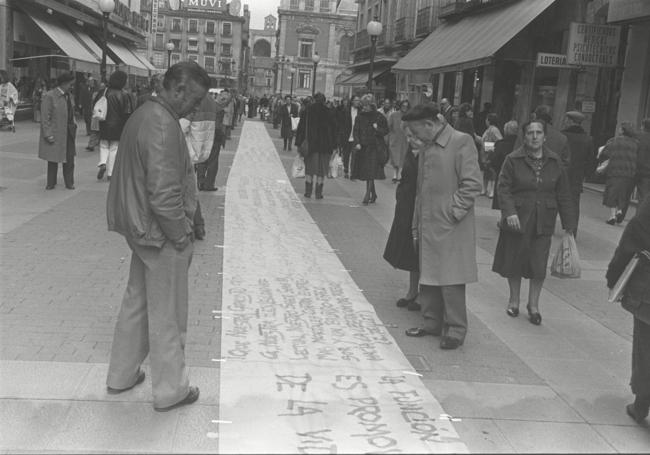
top-left (601, 122), bottom-right (638, 225)
top-left (490, 120), bottom-right (518, 210)
top-left (352, 94), bottom-right (388, 205)
top-left (295, 93), bottom-right (335, 199)
top-left (383, 125), bottom-right (422, 311)
top-left (492, 120), bottom-right (576, 325)
top-left (607, 198), bottom-right (650, 424)
top-left (97, 70), bottom-right (132, 181)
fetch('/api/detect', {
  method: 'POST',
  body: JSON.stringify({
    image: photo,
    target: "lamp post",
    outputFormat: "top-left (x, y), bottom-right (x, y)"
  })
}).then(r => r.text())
top-left (98, 0), bottom-right (115, 83)
top-left (290, 66), bottom-right (296, 98)
top-left (278, 56), bottom-right (286, 95)
top-left (366, 18), bottom-right (383, 93)
top-left (311, 52), bottom-right (320, 96)
top-left (166, 41), bottom-right (175, 69)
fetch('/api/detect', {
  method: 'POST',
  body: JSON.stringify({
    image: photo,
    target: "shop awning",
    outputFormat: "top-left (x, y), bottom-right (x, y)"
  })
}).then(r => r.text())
top-left (28, 13), bottom-right (99, 72)
top-left (69, 26), bottom-right (115, 65)
top-left (392, 0), bottom-right (556, 73)
top-left (131, 50), bottom-right (157, 72)
top-left (107, 41), bottom-right (149, 76)
top-left (339, 68), bottom-right (390, 86)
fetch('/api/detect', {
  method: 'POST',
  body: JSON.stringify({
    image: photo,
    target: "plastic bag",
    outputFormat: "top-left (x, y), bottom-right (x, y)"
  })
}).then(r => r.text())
top-left (550, 234), bottom-right (581, 278)
top-left (329, 151), bottom-right (342, 178)
top-left (291, 155), bottom-right (305, 179)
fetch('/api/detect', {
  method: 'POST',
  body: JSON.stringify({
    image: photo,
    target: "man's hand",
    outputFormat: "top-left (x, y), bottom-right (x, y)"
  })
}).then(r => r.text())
top-left (45, 136), bottom-right (55, 144)
top-left (355, 144), bottom-right (361, 150)
top-left (172, 234), bottom-right (191, 251)
top-left (506, 214), bottom-right (521, 232)
top-left (372, 123), bottom-right (378, 129)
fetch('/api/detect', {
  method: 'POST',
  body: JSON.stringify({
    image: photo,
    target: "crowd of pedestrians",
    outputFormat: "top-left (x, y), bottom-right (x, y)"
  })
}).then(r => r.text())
top-left (12, 61), bottom-right (650, 423)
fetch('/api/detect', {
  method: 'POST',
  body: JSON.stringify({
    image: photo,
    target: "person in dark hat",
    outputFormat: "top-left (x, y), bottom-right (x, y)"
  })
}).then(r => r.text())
top-left (38, 72), bottom-right (77, 190)
top-left (562, 110), bottom-right (595, 236)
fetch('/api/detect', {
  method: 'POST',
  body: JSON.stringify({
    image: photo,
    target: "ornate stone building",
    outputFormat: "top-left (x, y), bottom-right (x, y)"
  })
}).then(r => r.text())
top-left (248, 14), bottom-right (277, 97)
top-left (276, 0), bottom-right (357, 98)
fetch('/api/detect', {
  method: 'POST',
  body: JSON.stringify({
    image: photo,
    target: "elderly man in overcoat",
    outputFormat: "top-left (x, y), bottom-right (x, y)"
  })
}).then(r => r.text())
top-left (38, 72), bottom-right (77, 190)
top-left (402, 103), bottom-right (482, 350)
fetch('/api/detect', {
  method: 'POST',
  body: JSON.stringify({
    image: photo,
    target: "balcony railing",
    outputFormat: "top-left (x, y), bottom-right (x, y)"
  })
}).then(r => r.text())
top-left (416, 6), bottom-right (432, 36)
top-left (394, 16), bottom-right (415, 43)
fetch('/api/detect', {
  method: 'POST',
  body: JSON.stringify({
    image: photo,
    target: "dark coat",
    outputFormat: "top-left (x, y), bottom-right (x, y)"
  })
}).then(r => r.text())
top-left (562, 125), bottom-right (595, 194)
top-left (78, 84), bottom-right (93, 123)
top-left (352, 110), bottom-right (388, 180)
top-left (497, 147), bottom-right (576, 236)
top-left (602, 134), bottom-right (638, 179)
top-left (383, 148), bottom-right (418, 271)
top-left (490, 134), bottom-right (517, 210)
top-left (100, 88), bottom-right (133, 141)
top-left (38, 88), bottom-right (76, 163)
top-left (279, 102), bottom-right (299, 139)
top-left (295, 102), bottom-right (335, 155)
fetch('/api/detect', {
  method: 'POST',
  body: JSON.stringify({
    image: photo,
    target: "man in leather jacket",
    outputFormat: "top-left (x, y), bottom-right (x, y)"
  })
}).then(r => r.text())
top-left (105, 62), bottom-right (210, 412)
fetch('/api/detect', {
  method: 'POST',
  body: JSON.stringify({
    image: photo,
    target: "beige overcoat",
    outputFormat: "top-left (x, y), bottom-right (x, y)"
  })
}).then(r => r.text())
top-left (38, 88), bottom-right (76, 163)
top-left (412, 124), bottom-right (482, 286)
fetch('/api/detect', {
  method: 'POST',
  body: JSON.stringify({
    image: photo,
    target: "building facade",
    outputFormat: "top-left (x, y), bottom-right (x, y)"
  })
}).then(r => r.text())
top-left (276, 0), bottom-right (357, 98)
top-left (141, 0), bottom-right (246, 89)
top-left (391, 0), bottom-right (649, 148)
top-left (1, 0), bottom-right (150, 101)
top-left (343, 0), bottom-right (439, 101)
top-left (248, 15), bottom-right (278, 97)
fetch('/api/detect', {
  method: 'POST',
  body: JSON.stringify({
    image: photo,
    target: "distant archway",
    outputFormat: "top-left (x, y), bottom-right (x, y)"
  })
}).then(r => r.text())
top-left (253, 39), bottom-right (271, 57)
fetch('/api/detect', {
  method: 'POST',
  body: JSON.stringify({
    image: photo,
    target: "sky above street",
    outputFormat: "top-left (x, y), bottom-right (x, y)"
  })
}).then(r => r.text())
top-left (248, 0), bottom-right (280, 29)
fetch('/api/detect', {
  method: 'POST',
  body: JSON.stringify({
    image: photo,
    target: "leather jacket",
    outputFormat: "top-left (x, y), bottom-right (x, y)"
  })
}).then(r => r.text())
top-left (106, 97), bottom-right (197, 247)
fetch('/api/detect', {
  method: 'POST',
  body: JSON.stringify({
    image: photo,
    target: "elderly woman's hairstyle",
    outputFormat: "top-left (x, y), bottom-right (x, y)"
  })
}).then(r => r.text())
top-left (486, 113), bottom-right (499, 126)
top-left (503, 120), bottom-right (519, 137)
top-left (522, 119), bottom-right (547, 135)
top-left (620, 122), bottom-right (636, 137)
top-left (360, 94), bottom-right (376, 110)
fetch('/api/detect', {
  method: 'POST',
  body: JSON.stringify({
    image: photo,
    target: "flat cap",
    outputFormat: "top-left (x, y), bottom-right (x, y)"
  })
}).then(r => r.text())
top-left (56, 72), bottom-right (75, 85)
top-left (566, 110), bottom-right (585, 123)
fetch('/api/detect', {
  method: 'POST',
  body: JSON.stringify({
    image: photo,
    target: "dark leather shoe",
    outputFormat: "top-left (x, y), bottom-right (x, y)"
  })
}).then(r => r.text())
top-left (440, 336), bottom-right (463, 350)
top-left (154, 386), bottom-right (200, 412)
top-left (65, 185), bottom-right (75, 190)
top-left (527, 305), bottom-right (542, 325)
top-left (201, 186), bottom-right (218, 191)
top-left (97, 164), bottom-right (106, 180)
top-left (396, 298), bottom-right (411, 308)
top-left (407, 300), bottom-right (421, 311)
top-left (45, 185), bottom-right (55, 190)
top-left (107, 370), bottom-right (145, 394)
top-left (506, 307), bottom-right (519, 317)
top-left (615, 211), bottom-right (624, 224)
top-left (606, 217), bottom-right (616, 225)
top-left (194, 226), bottom-right (205, 240)
top-left (626, 403), bottom-right (649, 424)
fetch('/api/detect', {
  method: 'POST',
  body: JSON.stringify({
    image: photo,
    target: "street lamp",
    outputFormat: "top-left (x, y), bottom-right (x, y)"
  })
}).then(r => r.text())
top-left (166, 41), bottom-right (175, 69)
top-left (311, 52), bottom-right (320, 96)
top-left (366, 18), bottom-right (383, 92)
top-left (98, 0), bottom-right (115, 83)
top-left (290, 66), bottom-right (296, 98)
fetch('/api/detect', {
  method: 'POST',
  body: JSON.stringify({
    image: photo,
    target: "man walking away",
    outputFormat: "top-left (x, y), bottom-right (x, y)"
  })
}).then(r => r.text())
top-left (636, 118), bottom-right (650, 205)
top-left (402, 103), bottom-right (482, 350)
top-left (105, 62), bottom-right (210, 412)
top-left (342, 95), bottom-right (361, 179)
top-left (38, 72), bottom-right (77, 190)
top-left (562, 110), bottom-right (595, 237)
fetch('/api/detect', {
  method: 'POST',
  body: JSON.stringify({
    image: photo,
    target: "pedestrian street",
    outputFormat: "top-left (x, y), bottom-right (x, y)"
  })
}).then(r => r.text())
top-left (217, 121), bottom-right (466, 453)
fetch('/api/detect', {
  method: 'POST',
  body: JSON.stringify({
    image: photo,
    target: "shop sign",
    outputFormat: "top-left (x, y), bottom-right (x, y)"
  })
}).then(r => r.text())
top-left (151, 0), bottom-right (158, 33)
top-left (171, 0), bottom-right (228, 12)
top-left (537, 53), bottom-right (574, 68)
top-left (567, 22), bottom-right (621, 67)
top-left (582, 101), bottom-right (596, 113)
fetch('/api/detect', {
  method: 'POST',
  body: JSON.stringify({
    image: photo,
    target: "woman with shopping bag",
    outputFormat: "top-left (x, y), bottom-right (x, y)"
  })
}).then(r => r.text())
top-left (492, 120), bottom-right (576, 325)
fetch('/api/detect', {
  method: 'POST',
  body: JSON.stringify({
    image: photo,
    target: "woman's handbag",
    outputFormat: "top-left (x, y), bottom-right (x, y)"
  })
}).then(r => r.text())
top-left (550, 234), bottom-right (581, 279)
top-left (291, 116), bottom-right (300, 131)
top-left (609, 250), bottom-right (650, 303)
top-left (298, 113), bottom-right (309, 157)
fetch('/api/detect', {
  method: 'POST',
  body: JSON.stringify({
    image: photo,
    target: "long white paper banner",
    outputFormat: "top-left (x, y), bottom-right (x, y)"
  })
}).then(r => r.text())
top-left (217, 121), bottom-right (467, 454)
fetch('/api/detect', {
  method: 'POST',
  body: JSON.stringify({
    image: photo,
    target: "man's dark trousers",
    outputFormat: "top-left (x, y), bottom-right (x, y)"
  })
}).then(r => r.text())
top-left (196, 143), bottom-right (221, 190)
